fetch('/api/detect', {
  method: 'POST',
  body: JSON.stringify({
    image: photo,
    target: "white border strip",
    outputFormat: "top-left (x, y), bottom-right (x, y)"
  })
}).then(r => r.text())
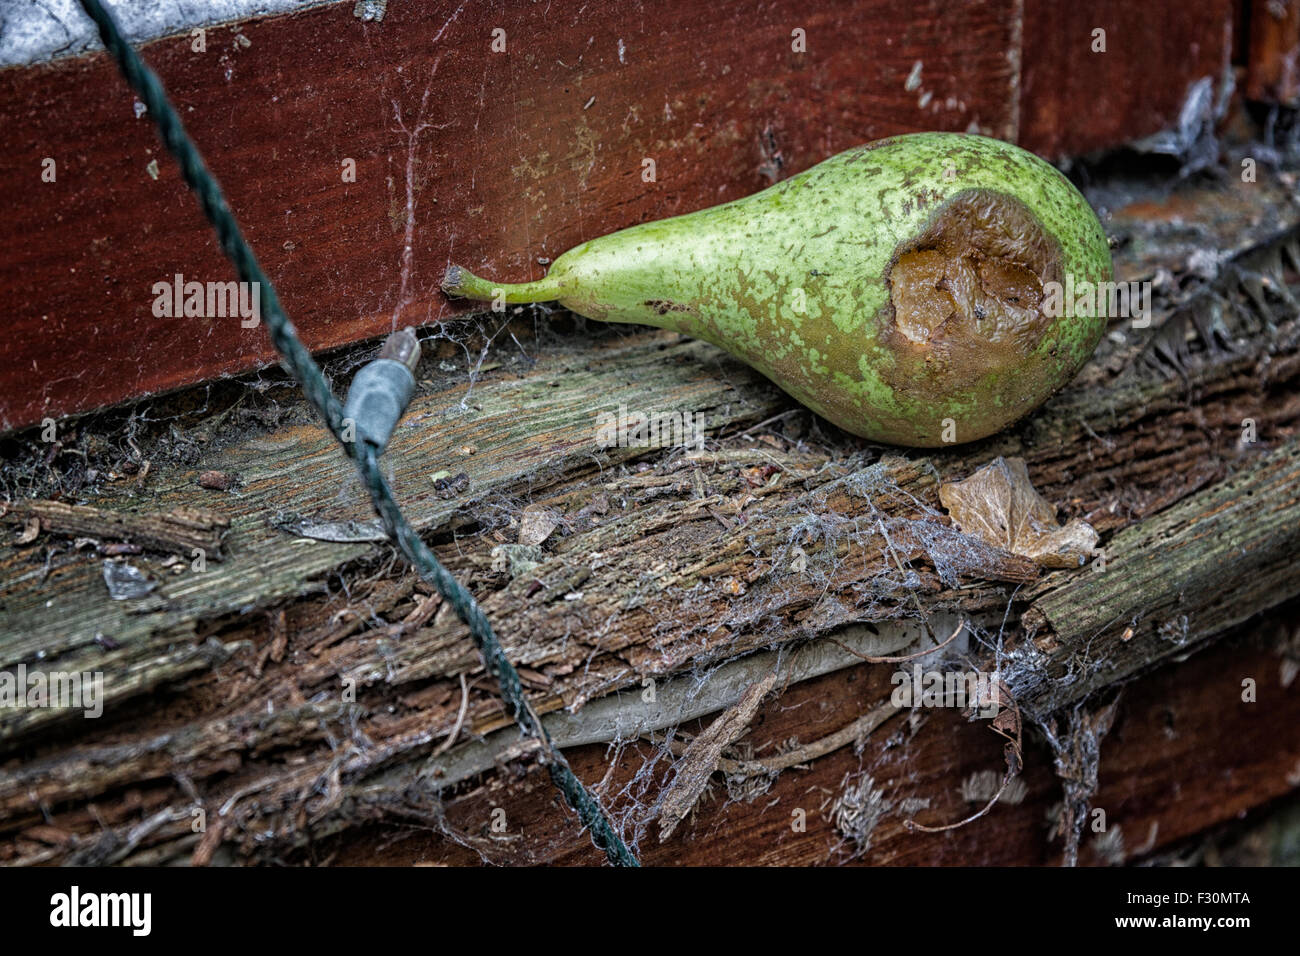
top-left (0, 0), bottom-right (346, 68)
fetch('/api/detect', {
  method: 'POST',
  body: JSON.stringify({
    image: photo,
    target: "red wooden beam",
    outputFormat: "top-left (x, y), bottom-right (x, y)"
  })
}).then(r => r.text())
top-left (1020, 0), bottom-right (1234, 159)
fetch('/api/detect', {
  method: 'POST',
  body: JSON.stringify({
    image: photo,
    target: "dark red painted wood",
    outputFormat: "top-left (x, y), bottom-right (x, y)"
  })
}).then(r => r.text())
top-left (1020, 0), bottom-right (1234, 159)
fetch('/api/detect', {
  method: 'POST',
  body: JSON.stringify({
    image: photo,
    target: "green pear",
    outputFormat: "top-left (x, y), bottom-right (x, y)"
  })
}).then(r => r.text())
top-left (443, 132), bottom-right (1113, 446)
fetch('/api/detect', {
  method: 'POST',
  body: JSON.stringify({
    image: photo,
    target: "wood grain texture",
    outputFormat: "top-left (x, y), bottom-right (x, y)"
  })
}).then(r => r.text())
top-left (1246, 0), bottom-right (1300, 104)
top-left (1019, 0), bottom-right (1234, 159)
top-left (2, 498), bottom-right (229, 559)
top-left (0, 333), bottom-right (788, 743)
top-left (322, 607), bottom-right (1300, 866)
top-left (1019, 439), bottom-right (1300, 715)
top-left (0, 0), bottom-right (1019, 432)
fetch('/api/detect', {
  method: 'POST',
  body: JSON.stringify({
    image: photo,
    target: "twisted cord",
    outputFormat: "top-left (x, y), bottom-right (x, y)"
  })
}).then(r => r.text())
top-left (74, 0), bottom-right (638, 866)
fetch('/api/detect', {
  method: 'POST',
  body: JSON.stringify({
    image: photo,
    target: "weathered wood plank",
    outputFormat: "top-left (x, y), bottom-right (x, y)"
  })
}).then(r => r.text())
top-left (2, 499), bottom-right (229, 559)
top-left (320, 604), bottom-right (1300, 867)
top-left (1018, 437), bottom-right (1300, 715)
top-left (0, 333), bottom-right (787, 741)
top-left (2, 274), bottom-right (1296, 862)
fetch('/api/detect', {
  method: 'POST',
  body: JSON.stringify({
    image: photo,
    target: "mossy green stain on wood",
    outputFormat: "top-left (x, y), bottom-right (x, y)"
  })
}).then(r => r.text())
top-left (445, 132), bottom-right (1113, 446)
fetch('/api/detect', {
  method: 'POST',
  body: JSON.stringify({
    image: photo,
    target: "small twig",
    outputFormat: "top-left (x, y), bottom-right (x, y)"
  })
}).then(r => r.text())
top-left (738, 409), bottom-right (801, 436)
top-left (905, 678), bottom-right (1024, 834)
top-left (905, 773), bottom-right (1011, 833)
top-left (432, 673), bottom-right (470, 758)
top-left (659, 671), bottom-right (778, 840)
top-left (665, 699), bottom-right (903, 778)
top-left (828, 618), bottom-right (964, 664)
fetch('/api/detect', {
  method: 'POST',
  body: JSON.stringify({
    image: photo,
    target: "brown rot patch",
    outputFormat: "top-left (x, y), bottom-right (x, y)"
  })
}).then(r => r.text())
top-left (645, 299), bottom-right (692, 315)
top-left (881, 189), bottom-right (1064, 406)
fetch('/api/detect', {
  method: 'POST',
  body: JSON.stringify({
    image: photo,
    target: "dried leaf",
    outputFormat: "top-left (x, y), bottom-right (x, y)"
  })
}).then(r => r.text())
top-left (518, 506), bottom-right (561, 547)
top-left (102, 560), bottom-right (158, 600)
top-left (939, 456), bottom-right (1098, 568)
top-left (15, 517), bottom-right (41, 545)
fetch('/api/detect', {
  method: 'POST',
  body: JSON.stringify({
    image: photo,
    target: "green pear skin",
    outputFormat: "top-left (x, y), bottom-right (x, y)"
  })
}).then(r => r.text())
top-left (443, 132), bottom-right (1113, 447)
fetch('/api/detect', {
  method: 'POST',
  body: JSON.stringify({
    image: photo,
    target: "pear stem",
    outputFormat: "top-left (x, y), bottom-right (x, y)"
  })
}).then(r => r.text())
top-left (441, 264), bottom-right (564, 304)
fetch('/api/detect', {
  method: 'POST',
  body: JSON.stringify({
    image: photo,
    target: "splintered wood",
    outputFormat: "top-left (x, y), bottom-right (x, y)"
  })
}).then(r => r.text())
top-left (4, 500), bottom-right (229, 559)
top-left (657, 671), bottom-right (778, 841)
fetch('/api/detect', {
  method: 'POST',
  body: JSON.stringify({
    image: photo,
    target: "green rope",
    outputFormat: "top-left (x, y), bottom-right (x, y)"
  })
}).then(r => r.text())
top-left (75, 0), bottom-right (638, 867)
